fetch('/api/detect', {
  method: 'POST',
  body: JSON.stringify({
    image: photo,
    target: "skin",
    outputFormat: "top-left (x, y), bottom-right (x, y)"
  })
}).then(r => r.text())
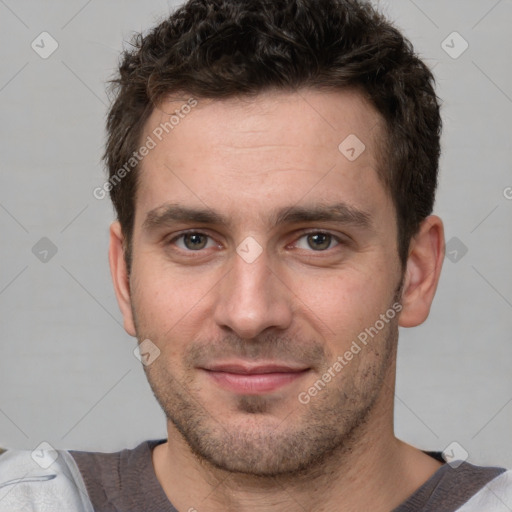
top-left (109, 88), bottom-right (445, 512)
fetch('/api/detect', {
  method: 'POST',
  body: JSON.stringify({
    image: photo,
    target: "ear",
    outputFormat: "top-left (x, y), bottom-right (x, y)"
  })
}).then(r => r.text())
top-left (398, 215), bottom-right (445, 328)
top-left (109, 220), bottom-right (136, 337)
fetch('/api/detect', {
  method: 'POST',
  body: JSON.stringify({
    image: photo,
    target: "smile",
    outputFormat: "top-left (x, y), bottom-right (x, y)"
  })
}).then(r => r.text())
top-left (201, 363), bottom-right (310, 394)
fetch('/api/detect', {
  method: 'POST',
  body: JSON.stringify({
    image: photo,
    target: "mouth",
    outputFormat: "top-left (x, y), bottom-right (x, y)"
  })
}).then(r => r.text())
top-left (201, 362), bottom-right (311, 395)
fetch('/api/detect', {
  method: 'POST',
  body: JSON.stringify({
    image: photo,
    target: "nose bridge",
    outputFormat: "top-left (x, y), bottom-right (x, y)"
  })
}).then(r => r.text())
top-left (213, 247), bottom-right (292, 338)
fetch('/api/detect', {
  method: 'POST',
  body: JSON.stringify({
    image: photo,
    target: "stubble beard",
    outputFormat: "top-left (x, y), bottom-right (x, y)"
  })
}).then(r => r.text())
top-left (137, 313), bottom-right (399, 478)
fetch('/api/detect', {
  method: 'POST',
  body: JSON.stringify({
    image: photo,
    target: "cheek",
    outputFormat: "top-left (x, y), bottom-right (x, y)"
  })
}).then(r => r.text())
top-left (130, 258), bottom-right (217, 341)
top-left (290, 266), bottom-right (395, 342)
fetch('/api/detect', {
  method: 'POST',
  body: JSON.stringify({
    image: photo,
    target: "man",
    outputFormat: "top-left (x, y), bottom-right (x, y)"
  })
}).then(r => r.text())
top-left (1, 0), bottom-right (511, 510)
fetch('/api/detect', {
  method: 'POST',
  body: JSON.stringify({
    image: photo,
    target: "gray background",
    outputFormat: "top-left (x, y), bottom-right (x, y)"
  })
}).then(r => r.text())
top-left (0, 0), bottom-right (511, 468)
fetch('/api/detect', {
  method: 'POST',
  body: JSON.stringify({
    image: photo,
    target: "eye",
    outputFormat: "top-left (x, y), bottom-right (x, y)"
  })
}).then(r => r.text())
top-left (172, 232), bottom-right (216, 251)
top-left (295, 232), bottom-right (340, 251)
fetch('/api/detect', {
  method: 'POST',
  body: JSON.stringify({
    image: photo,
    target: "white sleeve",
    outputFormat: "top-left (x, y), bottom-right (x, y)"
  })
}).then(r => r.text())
top-left (0, 449), bottom-right (94, 512)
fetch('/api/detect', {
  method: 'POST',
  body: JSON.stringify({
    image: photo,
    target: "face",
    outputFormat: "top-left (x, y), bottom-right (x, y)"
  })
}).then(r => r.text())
top-left (120, 89), bottom-right (406, 476)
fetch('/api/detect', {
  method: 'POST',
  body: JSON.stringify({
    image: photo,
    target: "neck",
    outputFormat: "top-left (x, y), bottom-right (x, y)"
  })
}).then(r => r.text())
top-left (152, 378), bottom-right (443, 512)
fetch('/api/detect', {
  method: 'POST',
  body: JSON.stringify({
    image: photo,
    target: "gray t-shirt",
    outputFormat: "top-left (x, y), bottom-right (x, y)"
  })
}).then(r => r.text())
top-left (69, 439), bottom-right (507, 512)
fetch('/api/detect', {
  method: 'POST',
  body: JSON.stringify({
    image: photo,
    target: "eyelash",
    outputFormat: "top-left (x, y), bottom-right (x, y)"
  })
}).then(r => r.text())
top-left (167, 230), bottom-right (346, 254)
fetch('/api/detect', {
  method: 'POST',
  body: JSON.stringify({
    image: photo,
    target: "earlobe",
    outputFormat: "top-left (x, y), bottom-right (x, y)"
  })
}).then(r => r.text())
top-left (398, 215), bottom-right (445, 328)
top-left (108, 221), bottom-right (137, 337)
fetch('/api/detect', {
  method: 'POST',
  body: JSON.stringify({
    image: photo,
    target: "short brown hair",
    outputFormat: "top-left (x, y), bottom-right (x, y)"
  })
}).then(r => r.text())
top-left (104, 0), bottom-right (441, 272)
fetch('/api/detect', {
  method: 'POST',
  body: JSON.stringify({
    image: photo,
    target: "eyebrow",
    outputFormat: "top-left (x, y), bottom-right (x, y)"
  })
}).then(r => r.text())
top-left (142, 202), bottom-right (373, 232)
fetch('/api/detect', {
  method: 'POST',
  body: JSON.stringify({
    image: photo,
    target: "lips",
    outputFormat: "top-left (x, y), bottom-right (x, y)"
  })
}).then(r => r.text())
top-left (201, 362), bottom-right (310, 394)
top-left (205, 363), bottom-right (308, 374)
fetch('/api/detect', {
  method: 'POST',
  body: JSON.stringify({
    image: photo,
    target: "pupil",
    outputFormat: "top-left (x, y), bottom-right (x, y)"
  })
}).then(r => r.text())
top-left (308, 233), bottom-right (330, 250)
top-left (185, 233), bottom-right (206, 250)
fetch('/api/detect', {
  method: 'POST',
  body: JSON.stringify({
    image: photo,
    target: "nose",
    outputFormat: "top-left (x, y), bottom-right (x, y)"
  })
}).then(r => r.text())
top-left (213, 247), bottom-right (293, 339)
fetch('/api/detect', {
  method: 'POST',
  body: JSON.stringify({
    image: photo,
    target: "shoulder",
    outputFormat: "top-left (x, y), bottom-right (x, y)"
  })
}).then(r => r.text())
top-left (455, 467), bottom-right (512, 511)
top-left (0, 447), bottom-right (93, 511)
top-left (68, 438), bottom-right (163, 483)
top-left (424, 456), bottom-right (512, 512)
top-left (67, 439), bottom-right (166, 511)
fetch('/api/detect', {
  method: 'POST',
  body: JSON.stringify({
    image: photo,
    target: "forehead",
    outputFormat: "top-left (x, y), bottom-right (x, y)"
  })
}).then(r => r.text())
top-left (135, 88), bottom-right (391, 229)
